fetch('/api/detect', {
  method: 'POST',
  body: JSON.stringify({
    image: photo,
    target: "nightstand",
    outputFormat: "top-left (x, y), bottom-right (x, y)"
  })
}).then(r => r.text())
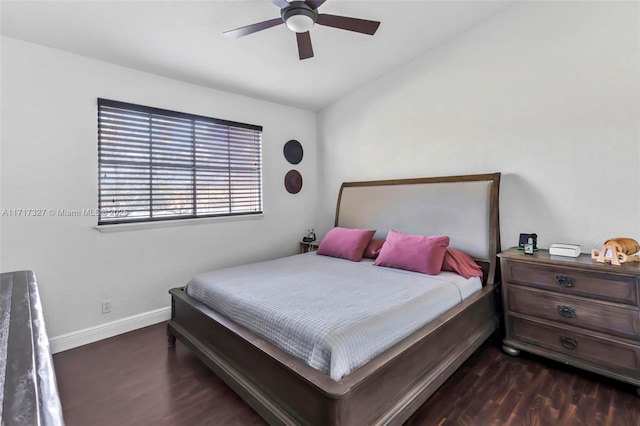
top-left (299, 241), bottom-right (320, 254)
top-left (499, 247), bottom-right (640, 396)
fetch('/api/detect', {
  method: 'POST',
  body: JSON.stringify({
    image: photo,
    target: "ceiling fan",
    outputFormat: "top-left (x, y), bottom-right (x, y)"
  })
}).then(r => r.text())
top-left (223, 0), bottom-right (381, 60)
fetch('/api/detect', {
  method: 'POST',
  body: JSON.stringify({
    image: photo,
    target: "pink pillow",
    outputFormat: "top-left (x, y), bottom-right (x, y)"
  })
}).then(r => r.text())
top-left (374, 230), bottom-right (449, 275)
top-left (316, 227), bottom-right (376, 262)
top-left (442, 248), bottom-right (483, 279)
top-left (363, 239), bottom-right (385, 259)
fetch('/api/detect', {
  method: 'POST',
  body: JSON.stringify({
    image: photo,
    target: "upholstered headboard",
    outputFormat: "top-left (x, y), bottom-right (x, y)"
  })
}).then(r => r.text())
top-left (335, 173), bottom-right (501, 285)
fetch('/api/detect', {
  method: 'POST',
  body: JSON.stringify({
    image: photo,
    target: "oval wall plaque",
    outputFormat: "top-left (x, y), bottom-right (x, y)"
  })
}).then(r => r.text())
top-left (284, 170), bottom-right (303, 194)
top-left (283, 140), bottom-right (303, 165)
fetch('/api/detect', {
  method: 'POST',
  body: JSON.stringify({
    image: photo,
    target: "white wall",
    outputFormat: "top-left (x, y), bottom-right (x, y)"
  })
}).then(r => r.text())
top-left (317, 1), bottom-right (640, 251)
top-left (0, 37), bottom-right (317, 339)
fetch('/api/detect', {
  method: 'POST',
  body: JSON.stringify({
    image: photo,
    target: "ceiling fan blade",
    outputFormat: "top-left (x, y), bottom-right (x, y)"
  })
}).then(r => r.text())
top-left (296, 31), bottom-right (314, 60)
top-left (223, 18), bottom-right (283, 38)
top-left (316, 14), bottom-right (380, 35)
top-left (304, 0), bottom-right (327, 9)
top-left (271, 0), bottom-right (291, 8)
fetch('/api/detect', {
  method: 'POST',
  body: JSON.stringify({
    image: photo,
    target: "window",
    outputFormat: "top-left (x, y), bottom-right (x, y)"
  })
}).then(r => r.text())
top-left (97, 99), bottom-right (262, 225)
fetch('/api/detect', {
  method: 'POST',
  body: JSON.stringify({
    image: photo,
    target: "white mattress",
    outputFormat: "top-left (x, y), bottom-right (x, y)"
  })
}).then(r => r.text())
top-left (186, 252), bottom-right (482, 380)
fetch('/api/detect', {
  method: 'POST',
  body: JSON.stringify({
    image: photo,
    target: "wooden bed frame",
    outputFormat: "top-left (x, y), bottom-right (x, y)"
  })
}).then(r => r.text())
top-left (167, 172), bottom-right (501, 425)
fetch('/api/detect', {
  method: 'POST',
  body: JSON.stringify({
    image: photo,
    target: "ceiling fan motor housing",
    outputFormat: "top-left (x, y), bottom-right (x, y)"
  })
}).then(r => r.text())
top-left (281, 1), bottom-right (318, 32)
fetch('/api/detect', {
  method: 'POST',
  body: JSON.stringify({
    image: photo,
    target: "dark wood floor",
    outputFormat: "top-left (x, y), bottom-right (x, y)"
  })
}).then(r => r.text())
top-left (53, 323), bottom-right (639, 426)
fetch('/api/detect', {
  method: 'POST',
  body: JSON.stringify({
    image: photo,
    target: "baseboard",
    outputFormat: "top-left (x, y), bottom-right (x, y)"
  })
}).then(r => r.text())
top-left (49, 306), bottom-right (171, 354)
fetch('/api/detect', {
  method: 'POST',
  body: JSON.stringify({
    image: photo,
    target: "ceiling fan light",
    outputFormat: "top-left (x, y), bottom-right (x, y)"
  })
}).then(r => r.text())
top-left (285, 14), bottom-right (315, 33)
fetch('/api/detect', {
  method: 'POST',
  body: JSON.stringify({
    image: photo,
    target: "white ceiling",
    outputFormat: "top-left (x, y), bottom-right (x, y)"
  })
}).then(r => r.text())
top-left (0, 1), bottom-right (512, 111)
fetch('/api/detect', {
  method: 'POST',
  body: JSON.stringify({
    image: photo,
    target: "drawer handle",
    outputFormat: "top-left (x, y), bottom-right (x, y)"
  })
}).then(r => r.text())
top-left (559, 335), bottom-right (578, 350)
top-left (557, 305), bottom-right (576, 319)
top-left (554, 274), bottom-right (574, 288)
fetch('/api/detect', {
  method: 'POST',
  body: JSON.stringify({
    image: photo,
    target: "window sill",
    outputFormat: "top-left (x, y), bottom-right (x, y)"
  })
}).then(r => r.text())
top-left (94, 213), bottom-right (264, 233)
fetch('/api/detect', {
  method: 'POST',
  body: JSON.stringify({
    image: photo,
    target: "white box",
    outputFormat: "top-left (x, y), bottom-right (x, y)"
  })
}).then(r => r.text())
top-left (549, 243), bottom-right (581, 257)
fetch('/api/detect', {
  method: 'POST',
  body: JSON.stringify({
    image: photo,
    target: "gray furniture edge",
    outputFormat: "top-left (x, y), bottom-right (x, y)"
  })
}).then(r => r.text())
top-left (1, 270), bottom-right (65, 426)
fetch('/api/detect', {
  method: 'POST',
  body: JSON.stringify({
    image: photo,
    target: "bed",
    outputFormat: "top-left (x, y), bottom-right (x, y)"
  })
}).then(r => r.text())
top-left (167, 172), bottom-right (501, 425)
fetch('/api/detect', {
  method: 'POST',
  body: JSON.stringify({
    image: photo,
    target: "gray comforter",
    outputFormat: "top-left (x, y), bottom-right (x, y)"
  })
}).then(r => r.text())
top-left (186, 253), bottom-right (481, 380)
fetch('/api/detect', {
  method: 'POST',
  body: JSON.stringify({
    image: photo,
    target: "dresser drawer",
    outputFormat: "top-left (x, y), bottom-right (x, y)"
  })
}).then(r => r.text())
top-left (508, 286), bottom-right (640, 340)
top-left (505, 261), bottom-right (638, 305)
top-left (509, 317), bottom-right (640, 375)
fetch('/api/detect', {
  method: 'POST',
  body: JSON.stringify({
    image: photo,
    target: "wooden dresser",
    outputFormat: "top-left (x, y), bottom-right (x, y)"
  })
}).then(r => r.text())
top-left (499, 247), bottom-right (640, 396)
